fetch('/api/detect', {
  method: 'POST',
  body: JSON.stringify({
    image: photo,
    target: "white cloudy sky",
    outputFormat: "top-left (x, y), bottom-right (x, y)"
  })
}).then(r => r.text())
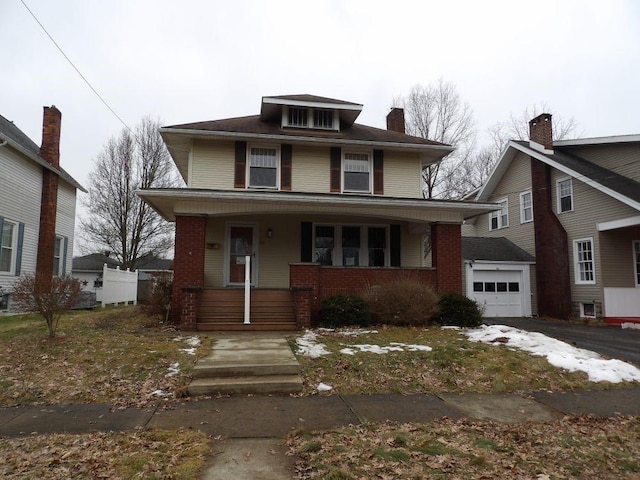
top-left (2, 0), bottom-right (639, 199)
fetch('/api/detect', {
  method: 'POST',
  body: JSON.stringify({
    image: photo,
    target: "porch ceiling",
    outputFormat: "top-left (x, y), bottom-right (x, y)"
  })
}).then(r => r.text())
top-left (137, 189), bottom-right (498, 224)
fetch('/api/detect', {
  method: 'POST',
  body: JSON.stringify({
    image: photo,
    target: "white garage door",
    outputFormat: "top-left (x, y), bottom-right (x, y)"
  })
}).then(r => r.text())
top-left (470, 270), bottom-right (523, 317)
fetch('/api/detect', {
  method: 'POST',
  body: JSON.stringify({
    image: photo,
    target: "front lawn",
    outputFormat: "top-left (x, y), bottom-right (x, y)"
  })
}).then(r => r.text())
top-left (0, 307), bottom-right (212, 407)
top-left (292, 327), bottom-right (637, 395)
top-left (289, 416), bottom-right (640, 479)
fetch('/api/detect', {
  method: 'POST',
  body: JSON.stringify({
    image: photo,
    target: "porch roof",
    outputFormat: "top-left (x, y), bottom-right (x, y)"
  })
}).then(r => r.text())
top-left (137, 189), bottom-right (498, 224)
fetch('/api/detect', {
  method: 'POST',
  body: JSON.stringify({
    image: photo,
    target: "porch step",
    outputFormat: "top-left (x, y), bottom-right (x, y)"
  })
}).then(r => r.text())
top-left (188, 375), bottom-right (303, 396)
top-left (193, 361), bottom-right (300, 378)
top-left (198, 288), bottom-right (297, 331)
top-left (197, 322), bottom-right (298, 332)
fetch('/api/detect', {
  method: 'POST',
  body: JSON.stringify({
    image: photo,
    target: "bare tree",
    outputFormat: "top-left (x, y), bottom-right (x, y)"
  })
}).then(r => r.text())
top-left (81, 117), bottom-right (179, 270)
top-left (395, 79), bottom-right (476, 198)
top-left (495, 102), bottom-right (580, 144)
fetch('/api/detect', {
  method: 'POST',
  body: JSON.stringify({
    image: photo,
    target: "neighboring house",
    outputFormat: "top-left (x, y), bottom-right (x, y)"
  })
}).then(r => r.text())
top-left (71, 253), bottom-right (173, 302)
top-left (138, 94), bottom-right (496, 330)
top-left (0, 107), bottom-right (85, 310)
top-left (466, 113), bottom-right (640, 324)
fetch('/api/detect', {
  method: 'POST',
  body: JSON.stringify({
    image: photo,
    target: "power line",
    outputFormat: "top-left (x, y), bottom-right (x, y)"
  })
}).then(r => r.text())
top-left (20, 0), bottom-right (132, 134)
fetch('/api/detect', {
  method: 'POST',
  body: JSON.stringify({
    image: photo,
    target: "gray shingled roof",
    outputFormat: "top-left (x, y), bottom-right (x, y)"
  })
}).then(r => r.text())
top-left (263, 94), bottom-right (361, 106)
top-left (514, 140), bottom-right (640, 204)
top-left (0, 113), bottom-right (86, 192)
top-left (462, 237), bottom-right (535, 262)
top-left (165, 115), bottom-right (448, 147)
top-left (72, 253), bottom-right (121, 271)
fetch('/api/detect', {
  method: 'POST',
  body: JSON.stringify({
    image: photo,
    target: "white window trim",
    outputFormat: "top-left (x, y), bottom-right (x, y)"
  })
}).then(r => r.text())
top-left (489, 198), bottom-right (509, 231)
top-left (313, 223), bottom-right (389, 267)
top-left (633, 240), bottom-right (640, 287)
top-left (0, 219), bottom-right (18, 276)
top-left (341, 150), bottom-right (373, 194)
top-left (246, 144), bottom-right (280, 190)
top-left (281, 106), bottom-right (339, 131)
top-left (519, 190), bottom-right (533, 224)
top-left (573, 237), bottom-right (596, 285)
top-left (54, 235), bottom-right (64, 276)
top-left (557, 177), bottom-right (574, 213)
top-left (580, 302), bottom-right (596, 318)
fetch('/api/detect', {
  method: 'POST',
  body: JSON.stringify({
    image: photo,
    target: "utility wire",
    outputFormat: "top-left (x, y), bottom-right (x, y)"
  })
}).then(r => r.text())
top-left (20, 0), bottom-right (132, 135)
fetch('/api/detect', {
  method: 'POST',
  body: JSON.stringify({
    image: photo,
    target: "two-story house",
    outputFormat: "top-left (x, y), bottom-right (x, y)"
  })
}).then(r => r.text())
top-left (0, 106), bottom-right (85, 310)
top-left (465, 113), bottom-right (640, 324)
top-left (138, 94), bottom-right (496, 330)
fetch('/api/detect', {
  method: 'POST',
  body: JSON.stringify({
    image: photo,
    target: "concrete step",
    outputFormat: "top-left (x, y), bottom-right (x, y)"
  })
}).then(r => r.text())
top-left (196, 322), bottom-right (297, 331)
top-left (192, 361), bottom-right (300, 379)
top-left (187, 375), bottom-right (303, 395)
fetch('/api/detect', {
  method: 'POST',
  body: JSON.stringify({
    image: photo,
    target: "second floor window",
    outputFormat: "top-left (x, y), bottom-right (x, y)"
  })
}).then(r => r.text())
top-left (249, 146), bottom-right (279, 189)
top-left (520, 191), bottom-right (533, 223)
top-left (53, 236), bottom-right (63, 276)
top-left (558, 178), bottom-right (573, 213)
top-left (490, 199), bottom-right (508, 230)
top-left (343, 152), bottom-right (371, 193)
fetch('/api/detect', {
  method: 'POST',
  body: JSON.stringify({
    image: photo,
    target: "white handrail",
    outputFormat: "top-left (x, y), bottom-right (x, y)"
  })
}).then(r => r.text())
top-left (244, 255), bottom-right (251, 324)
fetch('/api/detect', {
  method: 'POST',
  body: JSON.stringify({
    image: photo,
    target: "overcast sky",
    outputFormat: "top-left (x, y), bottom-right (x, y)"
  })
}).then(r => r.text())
top-left (2, 1), bottom-right (639, 218)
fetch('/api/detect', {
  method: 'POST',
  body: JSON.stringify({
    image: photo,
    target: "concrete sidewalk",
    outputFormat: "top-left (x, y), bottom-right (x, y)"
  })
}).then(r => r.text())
top-left (3, 388), bottom-right (640, 438)
top-left (3, 389), bottom-right (640, 478)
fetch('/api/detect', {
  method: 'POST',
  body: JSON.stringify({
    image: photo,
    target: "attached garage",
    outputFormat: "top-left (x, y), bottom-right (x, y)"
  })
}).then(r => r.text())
top-left (462, 237), bottom-right (535, 318)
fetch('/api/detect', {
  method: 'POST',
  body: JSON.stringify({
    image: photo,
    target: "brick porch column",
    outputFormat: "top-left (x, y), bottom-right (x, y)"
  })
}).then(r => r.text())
top-left (171, 216), bottom-right (206, 325)
top-left (431, 223), bottom-right (462, 294)
top-left (290, 263), bottom-right (321, 328)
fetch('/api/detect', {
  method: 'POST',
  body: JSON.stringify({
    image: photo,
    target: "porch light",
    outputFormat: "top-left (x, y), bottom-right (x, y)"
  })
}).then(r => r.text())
top-left (267, 227), bottom-right (273, 239)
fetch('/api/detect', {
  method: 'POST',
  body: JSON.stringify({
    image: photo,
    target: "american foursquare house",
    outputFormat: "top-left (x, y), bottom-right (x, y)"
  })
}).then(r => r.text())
top-left (138, 95), bottom-right (496, 330)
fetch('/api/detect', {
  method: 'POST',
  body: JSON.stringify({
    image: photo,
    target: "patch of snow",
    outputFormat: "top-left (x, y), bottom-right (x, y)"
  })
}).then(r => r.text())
top-left (441, 326), bottom-right (461, 330)
top-left (464, 324), bottom-right (640, 383)
top-left (180, 348), bottom-right (197, 355)
top-left (296, 330), bottom-right (331, 358)
top-left (165, 362), bottom-right (181, 377)
top-left (622, 323), bottom-right (640, 330)
top-left (340, 342), bottom-right (432, 355)
top-left (150, 389), bottom-right (169, 397)
top-left (317, 382), bottom-right (333, 392)
top-left (174, 335), bottom-right (201, 347)
top-left (339, 329), bottom-right (379, 337)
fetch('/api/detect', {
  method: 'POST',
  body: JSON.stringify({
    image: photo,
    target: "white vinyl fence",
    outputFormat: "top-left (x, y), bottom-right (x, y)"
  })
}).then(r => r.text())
top-left (101, 264), bottom-right (138, 308)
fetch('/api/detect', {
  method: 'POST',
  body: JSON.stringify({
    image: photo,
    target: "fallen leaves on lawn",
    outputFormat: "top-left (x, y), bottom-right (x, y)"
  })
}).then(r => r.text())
top-left (0, 428), bottom-right (210, 479)
top-left (288, 415), bottom-right (640, 479)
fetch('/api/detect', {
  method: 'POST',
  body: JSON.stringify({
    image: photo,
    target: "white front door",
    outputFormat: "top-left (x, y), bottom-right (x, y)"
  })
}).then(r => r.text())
top-left (225, 224), bottom-right (258, 286)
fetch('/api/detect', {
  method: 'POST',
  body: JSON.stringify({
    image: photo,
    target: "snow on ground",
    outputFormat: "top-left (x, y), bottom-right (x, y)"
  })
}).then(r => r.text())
top-left (622, 323), bottom-right (640, 330)
top-left (340, 342), bottom-right (433, 355)
top-left (317, 382), bottom-right (333, 392)
top-left (465, 324), bottom-right (640, 383)
top-left (296, 331), bottom-right (332, 358)
top-left (179, 347), bottom-right (197, 355)
top-left (173, 335), bottom-right (201, 347)
top-left (165, 362), bottom-right (181, 378)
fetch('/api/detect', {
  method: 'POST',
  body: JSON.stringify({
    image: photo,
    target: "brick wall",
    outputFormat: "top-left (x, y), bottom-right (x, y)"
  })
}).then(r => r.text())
top-left (171, 216), bottom-right (206, 325)
top-left (431, 223), bottom-right (462, 294)
top-left (529, 113), bottom-right (553, 150)
top-left (531, 158), bottom-right (572, 319)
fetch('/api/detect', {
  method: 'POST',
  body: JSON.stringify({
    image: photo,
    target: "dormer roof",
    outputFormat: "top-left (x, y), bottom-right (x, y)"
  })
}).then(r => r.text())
top-left (260, 94), bottom-right (363, 126)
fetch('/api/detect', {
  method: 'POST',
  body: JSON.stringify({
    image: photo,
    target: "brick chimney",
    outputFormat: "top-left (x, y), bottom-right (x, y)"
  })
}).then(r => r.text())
top-left (35, 106), bottom-right (62, 288)
top-left (529, 113), bottom-right (553, 152)
top-left (386, 108), bottom-right (405, 134)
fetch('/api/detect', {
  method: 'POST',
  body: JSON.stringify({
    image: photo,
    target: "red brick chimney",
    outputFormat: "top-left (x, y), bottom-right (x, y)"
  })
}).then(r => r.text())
top-left (386, 108), bottom-right (405, 134)
top-left (35, 106), bottom-right (62, 288)
top-left (529, 113), bottom-right (553, 152)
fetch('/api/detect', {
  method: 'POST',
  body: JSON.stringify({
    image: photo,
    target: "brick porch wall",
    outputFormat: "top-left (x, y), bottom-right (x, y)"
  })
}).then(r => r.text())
top-left (431, 223), bottom-right (462, 295)
top-left (171, 216), bottom-right (206, 325)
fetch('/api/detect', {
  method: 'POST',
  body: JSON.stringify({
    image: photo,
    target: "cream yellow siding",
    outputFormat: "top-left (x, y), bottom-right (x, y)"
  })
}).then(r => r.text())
top-left (384, 152), bottom-right (422, 198)
top-left (290, 145), bottom-right (331, 193)
top-left (599, 227), bottom-right (640, 288)
top-left (191, 140), bottom-right (235, 190)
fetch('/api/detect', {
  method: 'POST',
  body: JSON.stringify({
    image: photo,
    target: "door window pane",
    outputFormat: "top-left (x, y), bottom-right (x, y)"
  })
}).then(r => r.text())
top-left (496, 282), bottom-right (508, 292)
top-left (484, 282), bottom-right (496, 292)
top-left (508, 282), bottom-right (520, 292)
top-left (473, 282), bottom-right (483, 292)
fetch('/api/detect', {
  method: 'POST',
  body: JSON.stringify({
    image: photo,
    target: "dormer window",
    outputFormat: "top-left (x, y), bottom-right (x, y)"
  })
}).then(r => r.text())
top-left (283, 106), bottom-right (338, 131)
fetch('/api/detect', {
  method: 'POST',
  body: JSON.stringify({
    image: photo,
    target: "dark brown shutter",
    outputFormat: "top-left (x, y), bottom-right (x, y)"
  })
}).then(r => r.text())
top-left (301, 222), bottom-right (313, 262)
top-left (234, 141), bottom-right (247, 188)
top-left (330, 147), bottom-right (341, 192)
top-left (281, 144), bottom-right (292, 191)
top-left (390, 224), bottom-right (401, 267)
top-left (373, 149), bottom-right (384, 195)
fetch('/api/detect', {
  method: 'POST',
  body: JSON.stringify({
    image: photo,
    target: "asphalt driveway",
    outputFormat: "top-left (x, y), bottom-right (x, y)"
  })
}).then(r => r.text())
top-left (484, 317), bottom-right (640, 367)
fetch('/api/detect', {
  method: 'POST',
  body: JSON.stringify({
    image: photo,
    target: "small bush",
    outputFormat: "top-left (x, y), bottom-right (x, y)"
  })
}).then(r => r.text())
top-left (432, 293), bottom-right (483, 328)
top-left (319, 294), bottom-right (371, 327)
top-left (362, 280), bottom-right (438, 326)
top-left (141, 273), bottom-right (172, 324)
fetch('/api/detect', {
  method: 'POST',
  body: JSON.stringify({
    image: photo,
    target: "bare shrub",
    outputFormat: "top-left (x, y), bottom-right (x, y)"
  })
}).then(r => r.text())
top-left (362, 280), bottom-right (438, 326)
top-left (141, 272), bottom-right (172, 325)
top-left (11, 274), bottom-right (82, 337)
